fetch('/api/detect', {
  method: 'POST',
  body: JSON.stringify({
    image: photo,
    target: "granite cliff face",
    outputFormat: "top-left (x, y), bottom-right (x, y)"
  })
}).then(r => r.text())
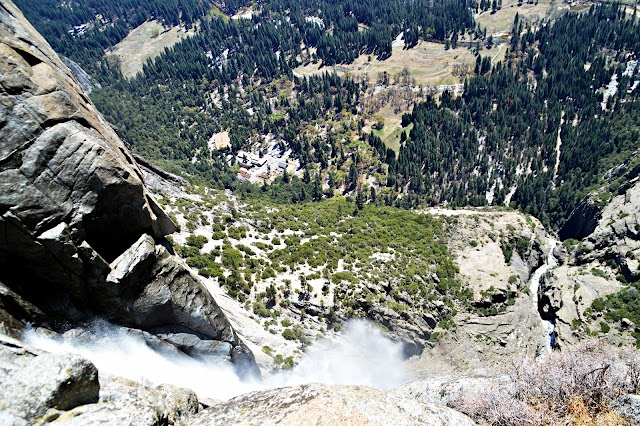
top-left (0, 0), bottom-right (256, 373)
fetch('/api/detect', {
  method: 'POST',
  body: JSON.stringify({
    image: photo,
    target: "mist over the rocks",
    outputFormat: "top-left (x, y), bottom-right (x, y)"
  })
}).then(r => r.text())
top-left (24, 319), bottom-right (409, 400)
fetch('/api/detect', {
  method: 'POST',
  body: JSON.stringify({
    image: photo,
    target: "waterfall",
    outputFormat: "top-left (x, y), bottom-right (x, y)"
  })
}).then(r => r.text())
top-left (528, 238), bottom-right (559, 353)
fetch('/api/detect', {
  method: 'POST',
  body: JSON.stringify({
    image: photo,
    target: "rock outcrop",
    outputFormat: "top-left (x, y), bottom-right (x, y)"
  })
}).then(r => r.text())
top-left (189, 383), bottom-right (476, 426)
top-left (562, 153), bottom-right (640, 282)
top-left (0, 336), bottom-right (99, 424)
top-left (540, 153), bottom-right (640, 346)
top-left (558, 195), bottom-right (602, 241)
top-left (0, 336), bottom-right (200, 425)
top-left (575, 164), bottom-right (640, 283)
top-left (0, 0), bottom-right (257, 374)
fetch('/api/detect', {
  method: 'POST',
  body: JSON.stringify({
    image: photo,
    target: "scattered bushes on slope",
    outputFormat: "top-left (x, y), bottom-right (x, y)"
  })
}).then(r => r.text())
top-left (450, 340), bottom-right (640, 425)
top-left (591, 282), bottom-right (640, 347)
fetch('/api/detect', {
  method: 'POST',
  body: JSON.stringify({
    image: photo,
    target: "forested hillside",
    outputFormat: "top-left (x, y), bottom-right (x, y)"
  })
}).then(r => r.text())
top-left (18, 0), bottom-right (472, 72)
top-left (15, 0), bottom-right (639, 232)
top-left (14, 0), bottom-right (216, 71)
top-left (85, 0), bottom-right (479, 191)
top-left (392, 4), bottom-right (640, 229)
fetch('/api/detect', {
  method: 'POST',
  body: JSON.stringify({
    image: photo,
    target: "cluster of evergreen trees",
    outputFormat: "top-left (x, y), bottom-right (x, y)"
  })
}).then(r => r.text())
top-left (389, 4), bottom-right (640, 229)
top-left (15, 0), bottom-right (216, 71)
top-left (271, 0), bottom-right (473, 63)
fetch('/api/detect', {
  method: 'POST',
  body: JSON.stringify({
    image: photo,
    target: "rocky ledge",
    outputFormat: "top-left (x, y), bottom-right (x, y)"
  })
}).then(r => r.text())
top-left (0, 336), bottom-right (200, 425)
top-left (190, 382), bottom-right (476, 426)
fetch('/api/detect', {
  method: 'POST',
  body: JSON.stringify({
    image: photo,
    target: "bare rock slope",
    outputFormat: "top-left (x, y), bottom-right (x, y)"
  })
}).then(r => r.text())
top-left (190, 383), bottom-right (476, 426)
top-left (415, 209), bottom-right (553, 372)
top-left (0, 0), bottom-right (256, 372)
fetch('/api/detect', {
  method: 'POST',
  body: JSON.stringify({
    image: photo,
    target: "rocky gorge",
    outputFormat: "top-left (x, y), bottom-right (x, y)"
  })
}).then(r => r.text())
top-left (1, 0), bottom-right (640, 424)
top-left (0, 1), bottom-right (478, 423)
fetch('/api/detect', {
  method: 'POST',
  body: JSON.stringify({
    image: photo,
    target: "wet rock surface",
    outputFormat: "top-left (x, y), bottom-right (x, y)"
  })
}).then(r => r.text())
top-left (0, 336), bottom-right (200, 426)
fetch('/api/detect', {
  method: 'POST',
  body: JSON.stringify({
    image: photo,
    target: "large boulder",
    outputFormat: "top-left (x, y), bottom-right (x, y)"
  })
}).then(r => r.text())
top-left (0, 336), bottom-right (99, 424)
top-left (189, 383), bottom-right (476, 426)
top-left (0, 0), bottom-right (257, 374)
top-left (0, 336), bottom-right (200, 426)
top-left (43, 376), bottom-right (200, 426)
top-left (611, 394), bottom-right (640, 425)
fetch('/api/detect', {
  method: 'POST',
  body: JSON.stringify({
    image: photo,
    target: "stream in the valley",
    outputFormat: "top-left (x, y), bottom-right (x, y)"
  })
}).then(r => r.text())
top-left (528, 238), bottom-right (559, 353)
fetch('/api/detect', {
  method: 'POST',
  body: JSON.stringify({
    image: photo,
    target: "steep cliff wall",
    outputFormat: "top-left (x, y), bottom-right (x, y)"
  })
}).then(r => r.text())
top-left (541, 152), bottom-right (640, 347)
top-left (0, 0), bottom-right (257, 375)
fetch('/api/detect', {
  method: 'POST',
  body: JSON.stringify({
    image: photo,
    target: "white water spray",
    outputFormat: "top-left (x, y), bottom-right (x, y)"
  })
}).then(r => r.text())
top-left (23, 319), bottom-right (408, 400)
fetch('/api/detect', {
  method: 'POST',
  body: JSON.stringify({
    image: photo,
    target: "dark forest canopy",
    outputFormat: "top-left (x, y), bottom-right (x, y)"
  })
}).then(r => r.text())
top-left (391, 3), bottom-right (640, 229)
top-left (17, 0), bottom-right (474, 72)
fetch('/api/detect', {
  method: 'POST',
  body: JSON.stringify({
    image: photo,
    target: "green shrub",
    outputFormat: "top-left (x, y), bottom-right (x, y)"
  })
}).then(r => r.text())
top-left (253, 301), bottom-right (271, 318)
top-left (562, 238), bottom-right (580, 249)
top-left (262, 267), bottom-right (276, 279)
top-left (282, 356), bottom-right (294, 369)
top-left (282, 328), bottom-right (296, 340)
top-left (222, 247), bottom-right (244, 269)
top-left (237, 244), bottom-right (256, 256)
top-left (186, 234), bottom-right (208, 249)
top-left (331, 271), bottom-right (358, 285)
top-left (198, 265), bottom-right (224, 279)
top-left (227, 226), bottom-right (248, 240)
top-left (176, 245), bottom-right (200, 258)
top-left (429, 331), bottom-right (442, 342)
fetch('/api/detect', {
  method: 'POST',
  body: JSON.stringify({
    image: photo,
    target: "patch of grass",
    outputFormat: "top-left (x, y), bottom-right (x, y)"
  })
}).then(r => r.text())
top-left (108, 20), bottom-right (196, 78)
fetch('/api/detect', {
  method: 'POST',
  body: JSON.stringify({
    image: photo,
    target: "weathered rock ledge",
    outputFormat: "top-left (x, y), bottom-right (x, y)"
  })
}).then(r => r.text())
top-left (0, 335), bottom-right (200, 425)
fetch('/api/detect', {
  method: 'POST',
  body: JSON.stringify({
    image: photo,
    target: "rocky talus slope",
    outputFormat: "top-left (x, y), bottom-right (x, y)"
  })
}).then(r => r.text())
top-left (0, 0), bottom-right (256, 374)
